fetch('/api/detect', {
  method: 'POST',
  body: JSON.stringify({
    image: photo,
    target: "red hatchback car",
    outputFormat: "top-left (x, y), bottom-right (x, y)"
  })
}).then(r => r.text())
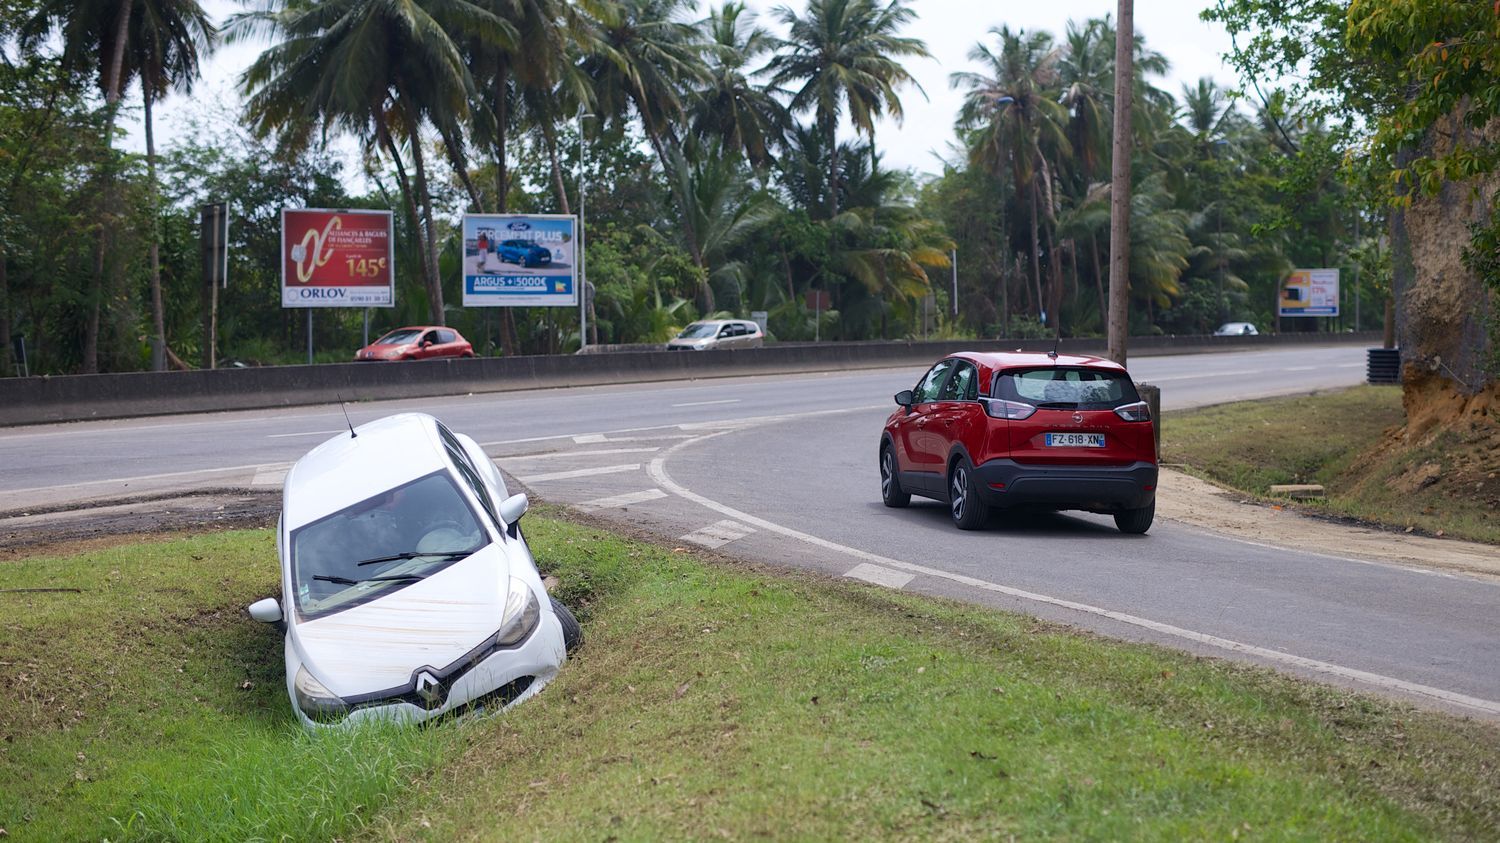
top-left (355, 326), bottom-right (475, 362)
top-left (879, 351), bottom-right (1158, 533)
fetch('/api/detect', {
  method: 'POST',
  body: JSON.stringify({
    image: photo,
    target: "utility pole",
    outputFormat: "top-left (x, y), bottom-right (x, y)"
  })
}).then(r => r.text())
top-left (950, 248), bottom-right (958, 319)
top-left (1107, 0), bottom-right (1134, 365)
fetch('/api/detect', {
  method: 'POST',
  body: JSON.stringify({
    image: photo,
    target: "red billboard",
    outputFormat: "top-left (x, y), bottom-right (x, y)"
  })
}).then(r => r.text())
top-left (280, 208), bottom-right (394, 308)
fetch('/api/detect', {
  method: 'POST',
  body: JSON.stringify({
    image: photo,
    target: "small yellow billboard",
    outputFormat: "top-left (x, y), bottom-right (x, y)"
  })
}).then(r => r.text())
top-left (1279, 268), bottom-right (1339, 317)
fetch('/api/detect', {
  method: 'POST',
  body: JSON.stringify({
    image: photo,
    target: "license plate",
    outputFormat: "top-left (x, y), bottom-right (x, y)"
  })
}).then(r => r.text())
top-left (1045, 432), bottom-right (1105, 448)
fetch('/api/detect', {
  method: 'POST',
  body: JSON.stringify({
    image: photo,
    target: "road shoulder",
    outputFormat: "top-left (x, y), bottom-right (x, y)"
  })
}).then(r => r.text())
top-left (1157, 468), bottom-right (1500, 579)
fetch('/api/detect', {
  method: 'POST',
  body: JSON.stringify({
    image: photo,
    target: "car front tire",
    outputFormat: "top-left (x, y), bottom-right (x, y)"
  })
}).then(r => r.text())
top-left (1114, 500), bottom-right (1155, 534)
top-left (949, 457), bottom-right (988, 530)
top-left (880, 446), bottom-right (910, 508)
top-left (552, 597), bottom-right (583, 653)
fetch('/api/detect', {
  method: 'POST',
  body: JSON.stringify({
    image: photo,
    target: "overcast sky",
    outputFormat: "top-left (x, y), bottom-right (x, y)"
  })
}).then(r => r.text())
top-left (126, 0), bottom-right (1240, 180)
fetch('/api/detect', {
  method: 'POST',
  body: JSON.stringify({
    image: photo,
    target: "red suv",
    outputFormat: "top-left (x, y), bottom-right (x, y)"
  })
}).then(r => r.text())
top-left (878, 351), bottom-right (1157, 533)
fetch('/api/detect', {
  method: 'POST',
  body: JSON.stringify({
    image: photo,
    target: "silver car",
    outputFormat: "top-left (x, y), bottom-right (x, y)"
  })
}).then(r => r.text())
top-left (1213, 322), bottom-right (1259, 336)
top-left (666, 320), bottom-right (765, 351)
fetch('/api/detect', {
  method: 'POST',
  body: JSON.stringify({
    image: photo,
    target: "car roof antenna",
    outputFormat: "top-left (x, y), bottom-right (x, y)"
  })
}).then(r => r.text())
top-left (337, 393), bottom-right (357, 439)
top-left (1048, 331), bottom-right (1060, 361)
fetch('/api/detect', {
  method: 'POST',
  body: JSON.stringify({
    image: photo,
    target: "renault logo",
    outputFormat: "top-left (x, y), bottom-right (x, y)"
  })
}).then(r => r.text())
top-left (414, 671), bottom-right (443, 709)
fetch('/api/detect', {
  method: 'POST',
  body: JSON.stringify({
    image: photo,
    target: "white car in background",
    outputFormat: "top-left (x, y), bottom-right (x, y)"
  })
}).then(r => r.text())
top-left (1213, 321), bottom-right (1259, 336)
top-left (666, 319), bottom-right (766, 350)
top-left (248, 413), bottom-right (580, 728)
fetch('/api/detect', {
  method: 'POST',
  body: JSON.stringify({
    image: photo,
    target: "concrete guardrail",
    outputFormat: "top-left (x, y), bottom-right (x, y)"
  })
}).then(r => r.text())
top-left (0, 331), bottom-right (1383, 427)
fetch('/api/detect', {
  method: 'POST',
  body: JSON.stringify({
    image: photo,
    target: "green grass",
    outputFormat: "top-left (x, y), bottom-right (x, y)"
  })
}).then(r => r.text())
top-left (5, 516), bottom-right (1500, 841)
top-left (1161, 385), bottom-right (1500, 544)
top-left (374, 513), bottom-right (1500, 840)
top-left (0, 531), bottom-right (465, 841)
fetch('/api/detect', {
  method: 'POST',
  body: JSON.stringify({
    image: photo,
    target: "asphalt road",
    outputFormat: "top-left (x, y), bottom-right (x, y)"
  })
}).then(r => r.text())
top-left (8, 344), bottom-right (1498, 716)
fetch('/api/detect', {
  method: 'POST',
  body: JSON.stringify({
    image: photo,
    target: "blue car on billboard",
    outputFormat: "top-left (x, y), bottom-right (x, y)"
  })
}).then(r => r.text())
top-left (498, 239), bottom-right (552, 268)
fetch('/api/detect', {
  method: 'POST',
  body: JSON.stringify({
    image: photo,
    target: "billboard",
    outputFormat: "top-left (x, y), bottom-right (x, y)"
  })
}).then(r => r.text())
top-left (280, 209), bottom-right (394, 308)
top-left (1279, 268), bottom-right (1339, 317)
top-left (462, 214), bottom-right (577, 307)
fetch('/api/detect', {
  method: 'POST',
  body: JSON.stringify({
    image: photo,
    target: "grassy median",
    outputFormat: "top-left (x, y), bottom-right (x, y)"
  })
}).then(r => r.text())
top-left (3, 516), bottom-right (1499, 840)
top-left (1162, 384), bottom-right (1500, 544)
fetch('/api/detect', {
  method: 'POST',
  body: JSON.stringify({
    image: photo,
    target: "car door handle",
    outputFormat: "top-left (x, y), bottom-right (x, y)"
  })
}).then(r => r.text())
top-left (915, 418), bottom-right (926, 427)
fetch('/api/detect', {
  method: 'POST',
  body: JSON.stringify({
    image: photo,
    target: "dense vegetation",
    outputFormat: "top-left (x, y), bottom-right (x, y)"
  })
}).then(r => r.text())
top-left (2, 0), bottom-right (1395, 374)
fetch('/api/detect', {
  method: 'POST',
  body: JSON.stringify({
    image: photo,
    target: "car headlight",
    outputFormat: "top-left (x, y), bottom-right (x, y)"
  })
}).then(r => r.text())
top-left (294, 665), bottom-right (349, 721)
top-left (495, 577), bottom-right (540, 648)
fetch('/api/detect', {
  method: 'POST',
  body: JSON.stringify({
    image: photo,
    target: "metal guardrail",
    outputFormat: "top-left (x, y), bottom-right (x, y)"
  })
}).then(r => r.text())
top-left (0, 331), bottom-right (1382, 427)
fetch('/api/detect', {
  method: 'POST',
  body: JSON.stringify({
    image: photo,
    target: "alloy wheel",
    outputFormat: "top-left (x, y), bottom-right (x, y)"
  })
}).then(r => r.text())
top-left (951, 467), bottom-right (966, 519)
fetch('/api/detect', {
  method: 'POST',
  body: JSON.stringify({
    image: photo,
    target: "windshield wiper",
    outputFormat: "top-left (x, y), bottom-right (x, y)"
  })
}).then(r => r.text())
top-left (313, 573), bottom-right (426, 586)
top-left (354, 549), bottom-right (475, 567)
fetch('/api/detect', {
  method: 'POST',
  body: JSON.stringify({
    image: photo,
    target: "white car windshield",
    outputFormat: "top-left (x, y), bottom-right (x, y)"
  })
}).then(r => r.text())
top-left (290, 471), bottom-right (488, 619)
top-left (677, 323), bottom-right (719, 339)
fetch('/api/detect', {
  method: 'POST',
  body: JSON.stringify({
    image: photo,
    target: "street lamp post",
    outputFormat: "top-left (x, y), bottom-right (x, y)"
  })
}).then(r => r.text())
top-left (577, 110), bottom-right (593, 352)
top-left (950, 248), bottom-right (958, 319)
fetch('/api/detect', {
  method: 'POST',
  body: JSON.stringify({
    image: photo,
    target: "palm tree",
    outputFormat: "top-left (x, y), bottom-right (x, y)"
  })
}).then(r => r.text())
top-left (1128, 172), bottom-right (1190, 316)
top-left (132, 0), bottom-right (214, 370)
top-left (689, 2), bottom-right (788, 169)
top-left (953, 26), bottom-right (1068, 324)
top-left (461, 0), bottom-right (599, 214)
top-left (662, 141), bottom-right (777, 311)
top-left (23, 0), bottom-right (144, 372)
top-left (1057, 18), bottom-right (1113, 320)
top-left (769, 0), bottom-right (928, 218)
top-left (586, 0), bottom-right (707, 173)
top-left (232, 0), bottom-right (508, 325)
top-left (584, 0), bottom-right (710, 280)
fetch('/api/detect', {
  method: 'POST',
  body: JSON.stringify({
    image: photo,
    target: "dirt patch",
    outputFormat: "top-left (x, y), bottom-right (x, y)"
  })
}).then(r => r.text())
top-left (0, 491), bottom-right (279, 557)
top-left (1157, 468), bottom-right (1500, 580)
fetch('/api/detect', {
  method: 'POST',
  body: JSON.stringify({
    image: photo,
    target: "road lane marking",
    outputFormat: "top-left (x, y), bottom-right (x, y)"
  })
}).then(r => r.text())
top-left (1145, 369), bottom-right (1261, 382)
top-left (576, 489), bottom-right (669, 512)
top-left (646, 429), bottom-right (1500, 717)
top-left (517, 463), bottom-right (641, 483)
top-left (672, 399), bottom-right (742, 407)
top-left (7, 463), bottom-right (269, 496)
top-left (573, 434), bottom-right (608, 444)
top-left (680, 520), bottom-right (756, 549)
top-left (474, 407), bottom-right (886, 450)
top-left (501, 448), bottom-right (660, 461)
top-left (844, 563), bottom-right (915, 589)
top-left (250, 464), bottom-right (291, 488)
top-left (266, 430), bottom-right (345, 438)
top-left (1284, 366), bottom-right (1317, 371)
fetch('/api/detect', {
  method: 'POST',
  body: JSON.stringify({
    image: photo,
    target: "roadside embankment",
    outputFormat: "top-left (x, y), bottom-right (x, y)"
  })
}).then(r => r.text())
top-left (3, 511), bottom-right (1498, 840)
top-left (1162, 384), bottom-right (1500, 552)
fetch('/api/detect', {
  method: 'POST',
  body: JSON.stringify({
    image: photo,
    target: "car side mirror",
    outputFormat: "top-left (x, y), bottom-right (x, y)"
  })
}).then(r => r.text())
top-left (894, 389), bottom-right (914, 408)
top-left (248, 598), bottom-right (284, 632)
top-left (422, 339), bottom-right (433, 347)
top-left (499, 492), bottom-right (529, 525)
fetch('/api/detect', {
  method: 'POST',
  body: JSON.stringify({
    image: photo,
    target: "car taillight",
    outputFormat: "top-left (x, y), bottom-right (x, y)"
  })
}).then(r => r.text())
top-left (1114, 401), bottom-right (1151, 422)
top-left (982, 398), bottom-right (1036, 420)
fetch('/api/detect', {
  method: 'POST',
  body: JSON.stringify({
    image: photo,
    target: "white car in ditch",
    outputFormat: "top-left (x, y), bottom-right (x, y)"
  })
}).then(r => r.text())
top-left (247, 412), bottom-right (580, 727)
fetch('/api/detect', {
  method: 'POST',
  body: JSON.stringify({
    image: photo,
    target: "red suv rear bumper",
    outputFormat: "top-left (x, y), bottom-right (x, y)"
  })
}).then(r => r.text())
top-left (972, 459), bottom-right (1157, 512)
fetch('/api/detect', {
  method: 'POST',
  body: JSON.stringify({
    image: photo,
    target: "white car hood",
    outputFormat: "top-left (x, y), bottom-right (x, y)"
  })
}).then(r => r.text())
top-left (291, 544), bottom-right (512, 696)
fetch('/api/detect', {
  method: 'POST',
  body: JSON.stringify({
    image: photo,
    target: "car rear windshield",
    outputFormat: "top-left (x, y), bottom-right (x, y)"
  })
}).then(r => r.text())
top-left (993, 367), bottom-right (1139, 410)
top-left (290, 471), bottom-right (489, 620)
